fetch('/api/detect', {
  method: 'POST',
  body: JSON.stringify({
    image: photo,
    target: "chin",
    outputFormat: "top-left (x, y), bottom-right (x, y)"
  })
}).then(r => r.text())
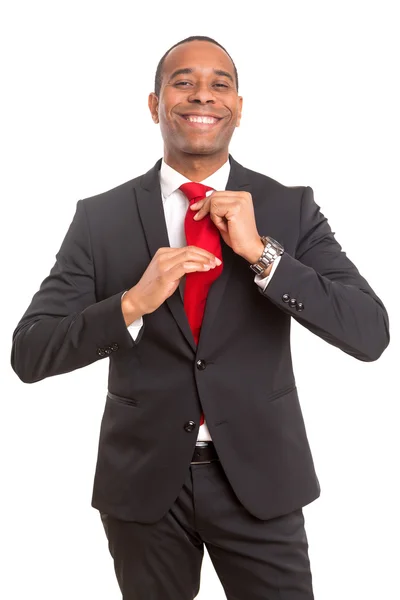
top-left (180, 141), bottom-right (220, 155)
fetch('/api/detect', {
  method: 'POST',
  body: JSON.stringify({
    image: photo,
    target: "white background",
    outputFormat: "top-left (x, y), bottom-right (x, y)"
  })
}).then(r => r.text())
top-left (1, 1), bottom-right (399, 598)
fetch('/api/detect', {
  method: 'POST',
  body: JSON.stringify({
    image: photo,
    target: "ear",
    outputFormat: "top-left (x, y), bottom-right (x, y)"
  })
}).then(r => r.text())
top-left (236, 96), bottom-right (243, 127)
top-left (148, 92), bottom-right (159, 123)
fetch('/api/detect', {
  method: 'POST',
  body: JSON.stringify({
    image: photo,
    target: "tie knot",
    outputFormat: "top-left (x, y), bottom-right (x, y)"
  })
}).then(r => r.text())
top-left (179, 182), bottom-right (214, 203)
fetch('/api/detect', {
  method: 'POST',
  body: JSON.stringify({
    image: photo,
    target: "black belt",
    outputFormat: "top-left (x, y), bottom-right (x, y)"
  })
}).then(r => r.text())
top-left (191, 441), bottom-right (219, 464)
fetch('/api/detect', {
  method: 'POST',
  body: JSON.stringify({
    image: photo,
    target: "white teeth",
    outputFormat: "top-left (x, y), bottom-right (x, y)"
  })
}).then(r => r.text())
top-left (186, 116), bottom-right (218, 124)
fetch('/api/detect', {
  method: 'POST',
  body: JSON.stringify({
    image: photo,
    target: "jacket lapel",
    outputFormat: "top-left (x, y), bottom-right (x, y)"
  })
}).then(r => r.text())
top-left (135, 155), bottom-right (252, 354)
top-left (135, 158), bottom-right (197, 352)
top-left (196, 155), bottom-right (252, 354)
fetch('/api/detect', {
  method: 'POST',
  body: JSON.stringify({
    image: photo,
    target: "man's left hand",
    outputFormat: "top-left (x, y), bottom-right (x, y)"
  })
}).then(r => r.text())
top-left (190, 190), bottom-right (264, 264)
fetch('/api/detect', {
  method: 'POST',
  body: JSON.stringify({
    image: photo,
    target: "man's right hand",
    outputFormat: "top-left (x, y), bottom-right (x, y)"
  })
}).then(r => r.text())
top-left (121, 246), bottom-right (222, 326)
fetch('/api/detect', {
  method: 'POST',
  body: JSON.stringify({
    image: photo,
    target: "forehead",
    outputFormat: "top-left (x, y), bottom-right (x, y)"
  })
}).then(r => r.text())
top-left (162, 41), bottom-right (234, 78)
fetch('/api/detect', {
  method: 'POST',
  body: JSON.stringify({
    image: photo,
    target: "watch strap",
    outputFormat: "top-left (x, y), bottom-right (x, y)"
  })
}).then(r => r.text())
top-left (249, 236), bottom-right (284, 275)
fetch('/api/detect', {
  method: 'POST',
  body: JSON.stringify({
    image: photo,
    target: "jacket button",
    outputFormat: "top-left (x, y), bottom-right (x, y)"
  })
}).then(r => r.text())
top-left (97, 348), bottom-right (106, 357)
top-left (296, 302), bottom-right (304, 311)
top-left (104, 347), bottom-right (112, 355)
top-left (184, 421), bottom-right (196, 432)
top-left (196, 359), bottom-right (206, 370)
top-left (111, 343), bottom-right (119, 351)
top-left (289, 298), bottom-right (297, 308)
top-left (282, 294), bottom-right (290, 303)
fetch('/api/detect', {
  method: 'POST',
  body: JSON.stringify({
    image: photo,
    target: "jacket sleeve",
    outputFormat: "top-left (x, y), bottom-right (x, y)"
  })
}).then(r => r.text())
top-left (258, 186), bottom-right (389, 361)
top-left (10, 200), bottom-right (138, 384)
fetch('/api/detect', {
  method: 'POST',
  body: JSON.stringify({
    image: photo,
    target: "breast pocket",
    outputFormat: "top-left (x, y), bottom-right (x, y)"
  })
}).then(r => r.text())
top-left (266, 382), bottom-right (296, 403)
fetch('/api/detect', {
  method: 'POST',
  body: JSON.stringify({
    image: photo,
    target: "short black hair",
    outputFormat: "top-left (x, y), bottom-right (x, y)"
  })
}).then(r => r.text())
top-left (154, 35), bottom-right (239, 97)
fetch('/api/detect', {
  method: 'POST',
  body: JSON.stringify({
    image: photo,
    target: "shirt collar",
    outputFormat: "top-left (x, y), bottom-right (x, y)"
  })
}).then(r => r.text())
top-left (159, 157), bottom-right (231, 201)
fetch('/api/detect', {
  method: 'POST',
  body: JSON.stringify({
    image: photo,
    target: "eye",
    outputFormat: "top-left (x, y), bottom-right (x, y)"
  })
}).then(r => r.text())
top-left (175, 81), bottom-right (192, 86)
top-left (215, 83), bottom-right (229, 88)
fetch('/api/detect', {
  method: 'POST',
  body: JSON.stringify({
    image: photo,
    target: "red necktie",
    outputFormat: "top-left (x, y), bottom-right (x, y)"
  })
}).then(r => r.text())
top-left (179, 182), bottom-right (223, 426)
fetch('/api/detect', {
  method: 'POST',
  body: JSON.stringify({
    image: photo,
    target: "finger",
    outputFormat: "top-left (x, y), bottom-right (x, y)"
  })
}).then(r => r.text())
top-left (162, 247), bottom-right (222, 269)
top-left (193, 191), bottom-right (244, 220)
top-left (180, 246), bottom-right (221, 263)
top-left (189, 189), bottom-right (216, 212)
top-left (158, 246), bottom-right (218, 262)
top-left (193, 199), bottom-right (211, 221)
top-left (166, 259), bottom-right (220, 282)
top-left (206, 191), bottom-right (246, 199)
top-left (190, 199), bottom-right (206, 210)
top-left (210, 197), bottom-right (242, 220)
top-left (195, 196), bottom-right (231, 222)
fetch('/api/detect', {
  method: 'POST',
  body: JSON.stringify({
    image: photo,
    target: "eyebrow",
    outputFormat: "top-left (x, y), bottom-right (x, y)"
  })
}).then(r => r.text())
top-left (168, 67), bottom-right (234, 83)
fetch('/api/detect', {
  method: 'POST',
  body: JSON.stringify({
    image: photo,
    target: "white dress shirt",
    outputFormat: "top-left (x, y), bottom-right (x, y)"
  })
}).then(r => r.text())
top-left (123, 158), bottom-right (281, 441)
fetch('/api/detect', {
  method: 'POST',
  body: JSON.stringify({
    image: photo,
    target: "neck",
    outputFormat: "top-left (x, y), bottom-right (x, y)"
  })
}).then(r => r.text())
top-left (163, 148), bottom-right (229, 181)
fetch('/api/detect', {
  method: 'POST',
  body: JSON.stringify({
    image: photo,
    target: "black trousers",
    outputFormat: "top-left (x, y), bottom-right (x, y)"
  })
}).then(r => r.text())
top-left (99, 459), bottom-right (314, 599)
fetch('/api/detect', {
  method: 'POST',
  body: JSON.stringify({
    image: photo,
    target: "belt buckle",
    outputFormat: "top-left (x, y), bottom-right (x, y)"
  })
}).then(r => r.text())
top-left (191, 441), bottom-right (216, 464)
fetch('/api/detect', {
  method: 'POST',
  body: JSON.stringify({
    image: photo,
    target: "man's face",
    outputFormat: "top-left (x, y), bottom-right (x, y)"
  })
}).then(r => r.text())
top-left (148, 41), bottom-right (243, 156)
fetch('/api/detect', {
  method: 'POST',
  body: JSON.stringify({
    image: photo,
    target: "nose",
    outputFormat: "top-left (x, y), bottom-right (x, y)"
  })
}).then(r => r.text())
top-left (187, 82), bottom-right (216, 105)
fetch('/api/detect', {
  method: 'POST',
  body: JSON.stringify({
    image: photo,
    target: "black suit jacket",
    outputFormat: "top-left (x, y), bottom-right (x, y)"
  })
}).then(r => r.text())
top-left (11, 155), bottom-right (389, 523)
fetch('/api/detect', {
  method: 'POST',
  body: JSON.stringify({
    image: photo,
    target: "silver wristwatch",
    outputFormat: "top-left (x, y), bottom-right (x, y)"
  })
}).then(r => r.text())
top-left (249, 236), bottom-right (284, 275)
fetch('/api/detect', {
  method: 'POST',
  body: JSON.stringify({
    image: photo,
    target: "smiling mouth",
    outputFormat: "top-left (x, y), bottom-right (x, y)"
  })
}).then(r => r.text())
top-left (179, 114), bottom-right (223, 127)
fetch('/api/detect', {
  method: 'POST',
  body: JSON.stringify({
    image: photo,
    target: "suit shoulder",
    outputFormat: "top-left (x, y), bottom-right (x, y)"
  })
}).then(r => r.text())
top-left (243, 165), bottom-right (306, 196)
top-left (79, 173), bottom-right (143, 209)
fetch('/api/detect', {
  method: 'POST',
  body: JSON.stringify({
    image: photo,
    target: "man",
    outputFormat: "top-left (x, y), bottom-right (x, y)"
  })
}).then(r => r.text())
top-left (11, 35), bottom-right (389, 599)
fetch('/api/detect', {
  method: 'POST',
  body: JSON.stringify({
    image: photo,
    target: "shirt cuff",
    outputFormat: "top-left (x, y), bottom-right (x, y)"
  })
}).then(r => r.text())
top-left (253, 255), bottom-right (282, 291)
top-left (122, 291), bottom-right (144, 341)
top-left (127, 318), bottom-right (144, 341)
